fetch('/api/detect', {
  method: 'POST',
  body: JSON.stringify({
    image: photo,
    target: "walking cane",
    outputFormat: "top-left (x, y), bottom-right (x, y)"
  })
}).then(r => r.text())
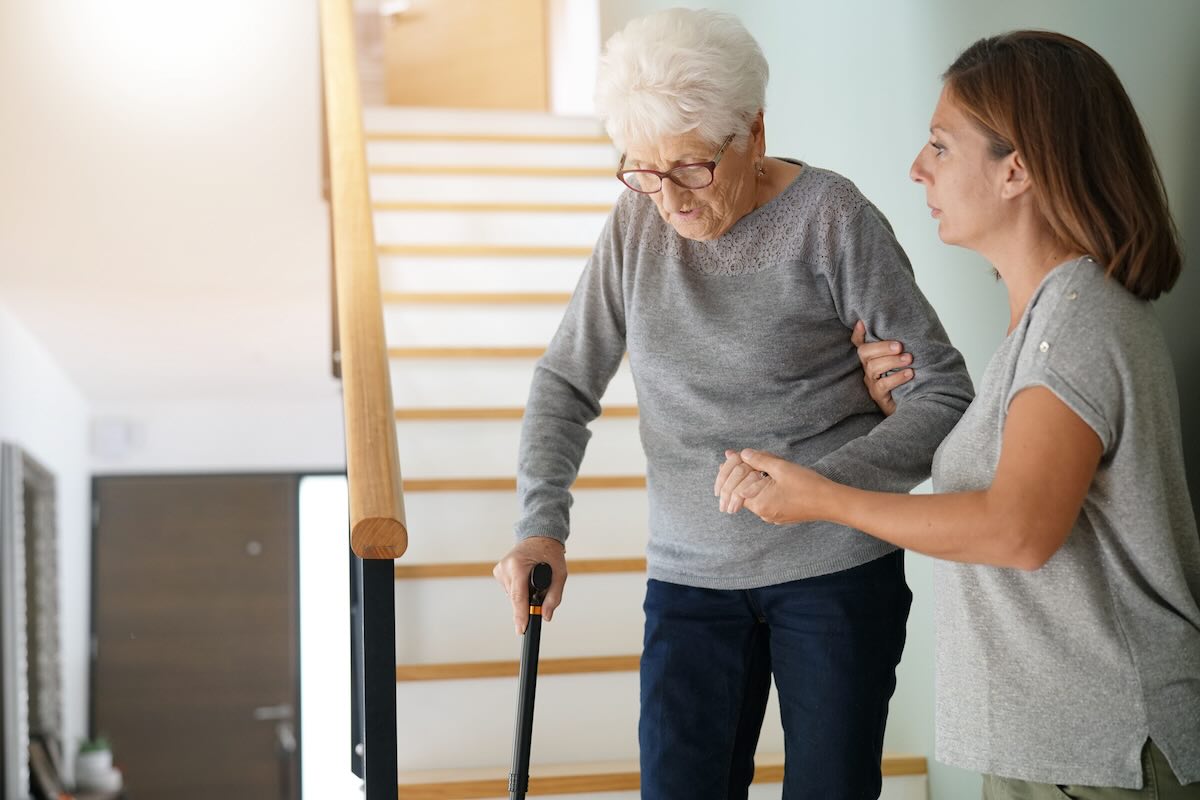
top-left (509, 562), bottom-right (553, 800)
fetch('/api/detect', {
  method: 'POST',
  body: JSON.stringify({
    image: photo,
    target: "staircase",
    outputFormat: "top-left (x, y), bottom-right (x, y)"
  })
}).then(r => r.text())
top-left (363, 105), bottom-right (928, 799)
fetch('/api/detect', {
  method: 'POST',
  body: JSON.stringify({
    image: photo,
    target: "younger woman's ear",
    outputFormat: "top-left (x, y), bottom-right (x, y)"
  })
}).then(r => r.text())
top-left (1000, 150), bottom-right (1032, 199)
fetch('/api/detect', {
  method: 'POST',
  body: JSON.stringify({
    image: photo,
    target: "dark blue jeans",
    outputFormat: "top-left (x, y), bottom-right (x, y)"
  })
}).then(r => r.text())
top-left (639, 550), bottom-right (912, 800)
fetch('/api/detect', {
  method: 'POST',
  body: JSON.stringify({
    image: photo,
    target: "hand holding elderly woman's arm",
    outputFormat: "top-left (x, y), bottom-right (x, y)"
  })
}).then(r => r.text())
top-left (851, 320), bottom-right (914, 416)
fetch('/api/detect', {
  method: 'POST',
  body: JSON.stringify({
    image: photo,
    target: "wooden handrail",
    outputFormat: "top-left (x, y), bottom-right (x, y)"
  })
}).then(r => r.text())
top-left (320, 0), bottom-right (407, 560)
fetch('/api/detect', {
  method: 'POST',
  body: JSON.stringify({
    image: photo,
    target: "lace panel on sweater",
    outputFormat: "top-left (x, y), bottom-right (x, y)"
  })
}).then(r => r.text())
top-left (619, 165), bottom-right (870, 277)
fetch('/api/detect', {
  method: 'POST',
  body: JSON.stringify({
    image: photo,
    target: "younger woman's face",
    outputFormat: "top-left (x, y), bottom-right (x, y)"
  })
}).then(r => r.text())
top-left (909, 87), bottom-right (1013, 250)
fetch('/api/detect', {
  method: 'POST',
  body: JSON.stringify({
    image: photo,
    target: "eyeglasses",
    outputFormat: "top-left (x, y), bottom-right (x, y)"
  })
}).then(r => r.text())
top-left (616, 133), bottom-right (735, 194)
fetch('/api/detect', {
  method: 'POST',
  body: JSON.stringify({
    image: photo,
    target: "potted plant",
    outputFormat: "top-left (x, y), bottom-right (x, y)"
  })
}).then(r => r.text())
top-left (75, 736), bottom-right (122, 793)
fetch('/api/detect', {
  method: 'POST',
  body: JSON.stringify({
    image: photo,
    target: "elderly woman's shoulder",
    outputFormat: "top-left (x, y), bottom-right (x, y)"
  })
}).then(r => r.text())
top-left (786, 163), bottom-right (874, 222)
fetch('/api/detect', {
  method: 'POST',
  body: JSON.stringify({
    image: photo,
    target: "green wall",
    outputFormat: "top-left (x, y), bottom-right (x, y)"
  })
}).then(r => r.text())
top-left (598, 2), bottom-right (1200, 797)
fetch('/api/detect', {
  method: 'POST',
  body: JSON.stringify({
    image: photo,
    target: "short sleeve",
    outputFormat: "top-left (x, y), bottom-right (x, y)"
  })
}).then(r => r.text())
top-left (1007, 274), bottom-right (1128, 454)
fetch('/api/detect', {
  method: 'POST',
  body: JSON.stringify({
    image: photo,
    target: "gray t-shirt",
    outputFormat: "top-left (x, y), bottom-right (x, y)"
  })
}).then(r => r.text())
top-left (516, 162), bottom-right (974, 589)
top-left (932, 257), bottom-right (1200, 787)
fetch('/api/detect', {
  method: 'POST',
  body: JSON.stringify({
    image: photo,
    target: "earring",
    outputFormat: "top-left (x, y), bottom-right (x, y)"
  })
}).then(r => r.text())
top-left (755, 159), bottom-right (766, 177)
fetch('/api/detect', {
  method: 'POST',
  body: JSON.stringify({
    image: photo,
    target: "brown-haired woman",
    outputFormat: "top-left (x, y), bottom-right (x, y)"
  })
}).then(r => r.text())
top-left (715, 30), bottom-right (1200, 798)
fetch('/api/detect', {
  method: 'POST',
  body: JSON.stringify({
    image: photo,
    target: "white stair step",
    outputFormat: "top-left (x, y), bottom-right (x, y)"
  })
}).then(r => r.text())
top-left (389, 360), bottom-right (637, 407)
top-left (396, 673), bottom-right (641, 769)
top-left (370, 173), bottom-right (623, 204)
top-left (366, 140), bottom-right (617, 168)
top-left (394, 572), bottom-right (645, 664)
top-left (395, 673), bottom-right (786, 770)
top-left (363, 106), bottom-right (606, 138)
top-left (374, 209), bottom-right (606, 247)
top-left (393, 417), bottom-right (645, 478)
top-left (379, 255), bottom-right (589, 293)
top-left (384, 305), bottom-right (568, 348)
top-left (396, 488), bottom-right (649, 564)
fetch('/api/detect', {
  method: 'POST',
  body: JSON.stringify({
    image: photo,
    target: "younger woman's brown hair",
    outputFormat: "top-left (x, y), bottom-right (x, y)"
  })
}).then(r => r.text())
top-left (944, 30), bottom-right (1181, 300)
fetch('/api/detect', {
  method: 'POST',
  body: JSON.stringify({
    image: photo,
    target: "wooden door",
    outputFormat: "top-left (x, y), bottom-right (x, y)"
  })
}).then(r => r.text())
top-left (91, 476), bottom-right (300, 800)
top-left (383, 0), bottom-right (549, 110)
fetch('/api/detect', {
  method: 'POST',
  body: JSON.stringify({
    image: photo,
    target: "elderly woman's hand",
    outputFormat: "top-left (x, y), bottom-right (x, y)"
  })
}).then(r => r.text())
top-left (851, 321), bottom-right (914, 416)
top-left (714, 449), bottom-right (834, 525)
top-left (493, 536), bottom-right (567, 635)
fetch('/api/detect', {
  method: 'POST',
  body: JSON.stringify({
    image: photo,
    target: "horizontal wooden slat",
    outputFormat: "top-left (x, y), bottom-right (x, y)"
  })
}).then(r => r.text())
top-left (394, 558), bottom-right (646, 580)
top-left (373, 201), bottom-right (613, 214)
top-left (395, 655), bottom-right (639, 682)
top-left (388, 347), bottom-right (631, 360)
top-left (378, 244), bottom-right (592, 258)
top-left (397, 753), bottom-right (927, 798)
top-left (370, 164), bottom-right (612, 178)
top-left (388, 346), bottom-right (546, 359)
top-left (393, 405), bottom-right (638, 420)
top-left (400, 476), bottom-right (645, 492)
top-left (383, 292), bottom-right (572, 305)
top-left (366, 131), bottom-right (610, 145)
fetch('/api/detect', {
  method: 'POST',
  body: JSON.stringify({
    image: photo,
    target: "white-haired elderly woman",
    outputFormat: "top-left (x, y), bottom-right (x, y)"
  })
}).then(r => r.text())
top-left (494, 8), bottom-right (973, 798)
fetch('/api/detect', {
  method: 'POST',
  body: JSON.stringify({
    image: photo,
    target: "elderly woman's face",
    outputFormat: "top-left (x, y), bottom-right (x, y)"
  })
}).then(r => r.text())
top-left (624, 130), bottom-right (759, 242)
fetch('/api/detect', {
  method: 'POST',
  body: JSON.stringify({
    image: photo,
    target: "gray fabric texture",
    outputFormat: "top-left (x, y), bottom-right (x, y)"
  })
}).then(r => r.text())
top-left (932, 257), bottom-right (1200, 787)
top-left (515, 162), bottom-right (974, 589)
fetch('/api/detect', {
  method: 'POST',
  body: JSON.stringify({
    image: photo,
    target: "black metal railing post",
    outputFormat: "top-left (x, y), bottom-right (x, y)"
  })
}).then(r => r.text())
top-left (356, 557), bottom-right (397, 800)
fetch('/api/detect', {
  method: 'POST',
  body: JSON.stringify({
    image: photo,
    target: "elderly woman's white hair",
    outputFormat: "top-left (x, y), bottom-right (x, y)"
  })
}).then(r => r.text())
top-left (595, 8), bottom-right (769, 153)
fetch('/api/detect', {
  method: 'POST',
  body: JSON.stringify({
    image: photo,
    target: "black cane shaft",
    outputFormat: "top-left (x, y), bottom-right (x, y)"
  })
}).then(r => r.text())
top-left (509, 611), bottom-right (542, 799)
top-left (509, 563), bottom-right (552, 800)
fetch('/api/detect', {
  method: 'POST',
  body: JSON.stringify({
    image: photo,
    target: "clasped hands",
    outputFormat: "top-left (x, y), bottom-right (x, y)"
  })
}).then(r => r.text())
top-left (713, 448), bottom-right (833, 525)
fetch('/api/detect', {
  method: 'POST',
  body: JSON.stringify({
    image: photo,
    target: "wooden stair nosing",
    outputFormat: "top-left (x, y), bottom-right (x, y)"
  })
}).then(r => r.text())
top-left (397, 753), bottom-right (928, 798)
top-left (378, 244), bottom-right (592, 258)
top-left (388, 346), bottom-right (547, 359)
top-left (383, 291), bottom-right (572, 305)
top-left (394, 558), bottom-right (646, 580)
top-left (373, 200), bottom-right (613, 214)
top-left (388, 347), bottom-right (631, 360)
top-left (365, 131), bottom-right (610, 145)
top-left (393, 405), bottom-right (638, 421)
top-left (401, 476), bottom-right (645, 493)
top-left (370, 164), bottom-right (612, 178)
top-left (395, 654), bottom-right (639, 682)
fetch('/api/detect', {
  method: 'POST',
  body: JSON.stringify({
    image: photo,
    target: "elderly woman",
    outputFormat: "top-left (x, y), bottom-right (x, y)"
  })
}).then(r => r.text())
top-left (493, 8), bottom-right (973, 798)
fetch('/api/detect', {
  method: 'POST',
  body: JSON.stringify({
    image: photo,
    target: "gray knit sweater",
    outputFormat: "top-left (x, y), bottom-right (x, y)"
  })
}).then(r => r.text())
top-left (515, 162), bottom-right (974, 589)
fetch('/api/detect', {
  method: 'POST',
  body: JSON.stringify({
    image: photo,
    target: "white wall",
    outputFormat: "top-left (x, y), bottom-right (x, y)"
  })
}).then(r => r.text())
top-left (0, 306), bottom-right (91, 783)
top-left (598, 2), bottom-right (1200, 797)
top-left (89, 396), bottom-right (345, 475)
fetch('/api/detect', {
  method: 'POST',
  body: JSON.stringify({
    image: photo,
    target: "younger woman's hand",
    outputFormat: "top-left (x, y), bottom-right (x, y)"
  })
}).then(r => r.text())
top-left (851, 320), bottom-right (914, 416)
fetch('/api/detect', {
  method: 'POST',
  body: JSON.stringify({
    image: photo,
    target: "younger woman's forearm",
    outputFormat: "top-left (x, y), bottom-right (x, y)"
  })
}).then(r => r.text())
top-left (817, 481), bottom-right (1043, 569)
